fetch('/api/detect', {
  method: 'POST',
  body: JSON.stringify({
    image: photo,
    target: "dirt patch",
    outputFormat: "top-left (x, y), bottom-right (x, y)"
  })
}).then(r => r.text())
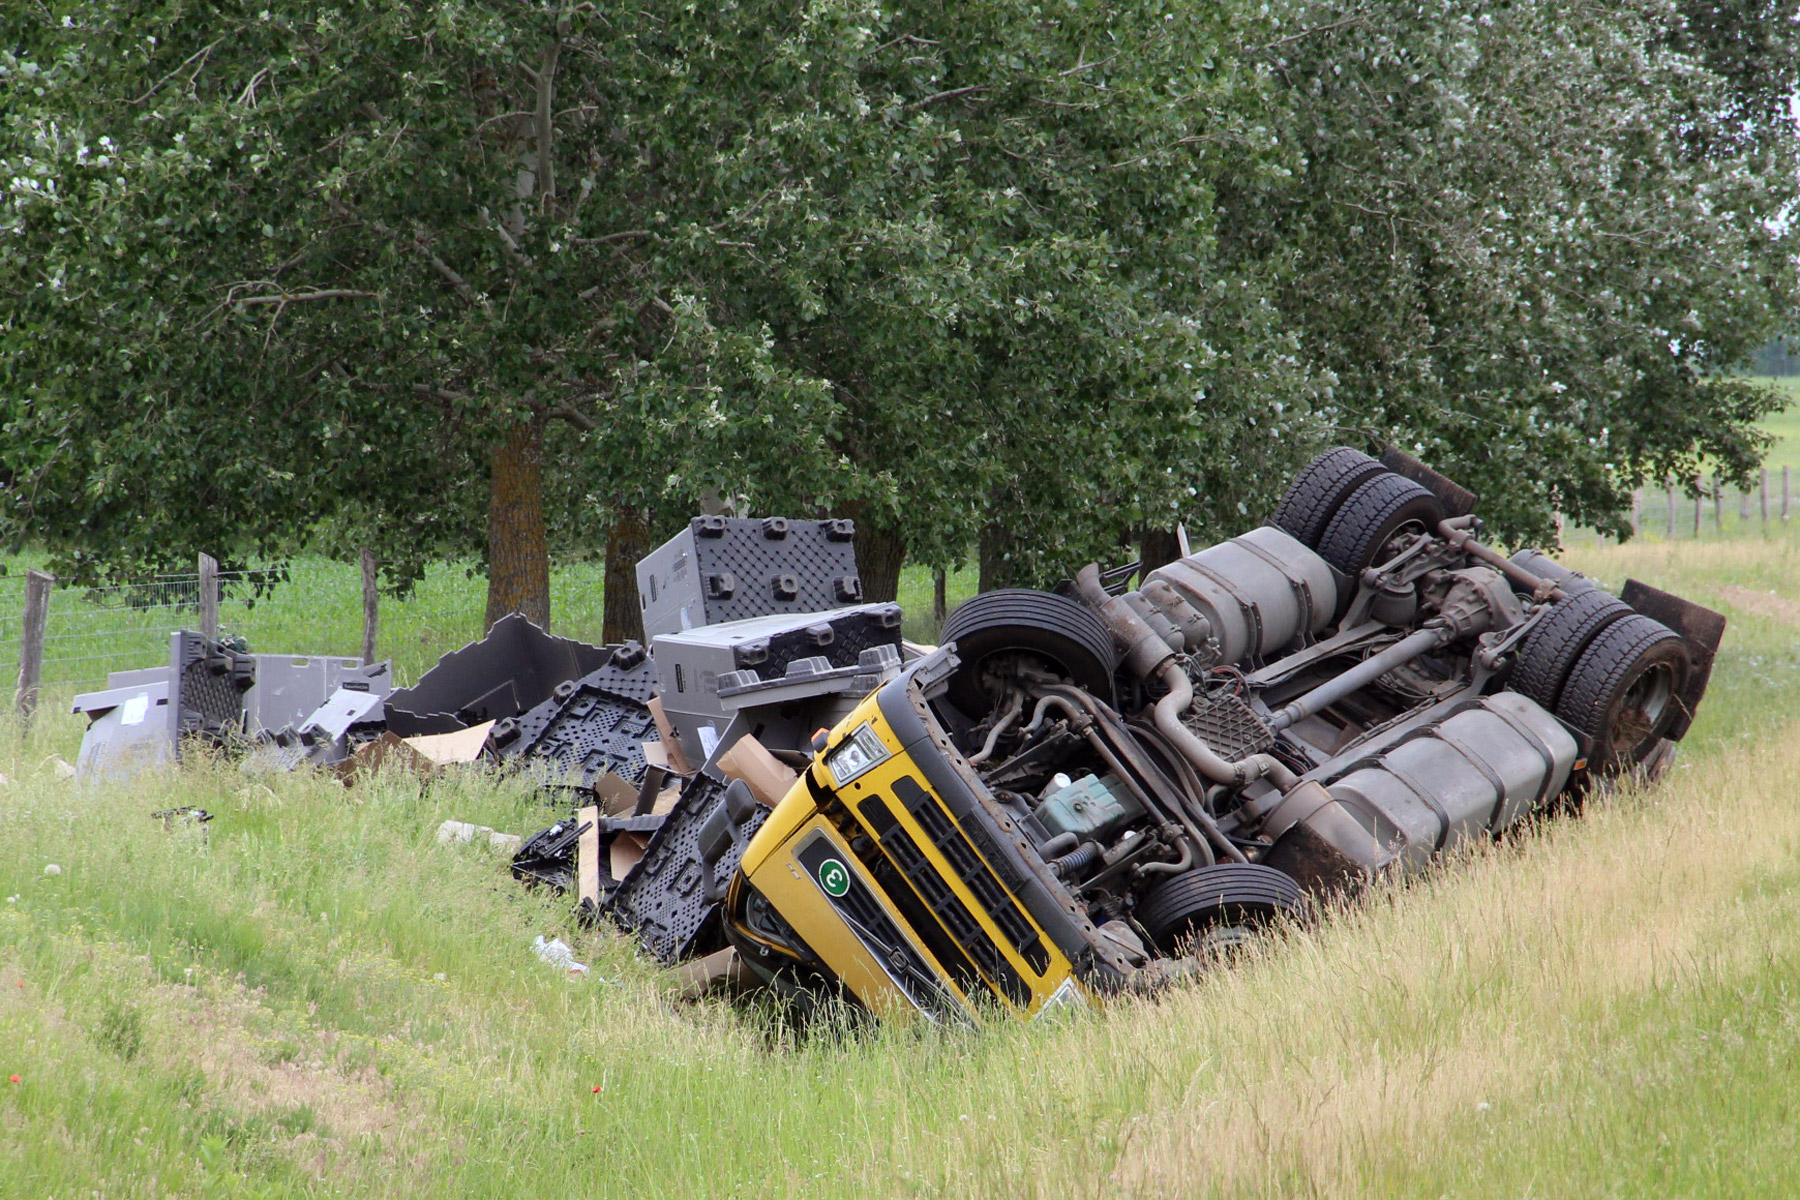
top-left (1719, 584), bottom-right (1800, 626)
top-left (150, 972), bottom-right (420, 1157)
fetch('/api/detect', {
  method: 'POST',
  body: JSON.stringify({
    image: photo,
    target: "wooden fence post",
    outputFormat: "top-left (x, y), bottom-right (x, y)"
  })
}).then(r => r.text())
top-left (1629, 489), bottom-right (1641, 537)
top-left (1785, 466), bottom-right (1792, 521)
top-left (1693, 477), bottom-right (1704, 537)
top-left (1712, 478), bottom-right (1723, 531)
top-left (1761, 468), bottom-right (1770, 525)
top-left (1739, 483), bottom-right (1752, 524)
top-left (1665, 479), bottom-right (1676, 539)
top-left (14, 568), bottom-right (53, 730)
top-left (198, 553), bottom-right (219, 640)
top-left (360, 548), bottom-right (380, 666)
top-left (932, 567), bottom-right (948, 628)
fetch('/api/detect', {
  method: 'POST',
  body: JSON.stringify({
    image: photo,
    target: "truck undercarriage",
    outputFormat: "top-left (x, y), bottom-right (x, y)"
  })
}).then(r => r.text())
top-left (722, 448), bottom-right (1726, 1020)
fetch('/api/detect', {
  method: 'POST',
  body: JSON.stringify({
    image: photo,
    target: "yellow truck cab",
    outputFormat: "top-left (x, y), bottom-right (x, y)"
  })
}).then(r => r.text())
top-left (724, 654), bottom-right (1137, 1020)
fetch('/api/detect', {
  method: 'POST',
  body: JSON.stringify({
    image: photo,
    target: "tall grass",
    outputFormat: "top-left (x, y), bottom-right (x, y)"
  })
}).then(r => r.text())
top-left (3, 532), bottom-right (1799, 1197)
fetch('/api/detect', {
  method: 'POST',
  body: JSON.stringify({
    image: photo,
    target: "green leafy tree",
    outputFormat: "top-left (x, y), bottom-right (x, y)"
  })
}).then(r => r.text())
top-left (1227, 0), bottom-right (1800, 541)
top-left (1, 0), bottom-right (1315, 621)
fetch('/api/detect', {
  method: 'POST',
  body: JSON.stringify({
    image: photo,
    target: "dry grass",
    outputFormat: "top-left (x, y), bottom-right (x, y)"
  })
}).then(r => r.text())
top-left (5, 531), bottom-right (1800, 1197)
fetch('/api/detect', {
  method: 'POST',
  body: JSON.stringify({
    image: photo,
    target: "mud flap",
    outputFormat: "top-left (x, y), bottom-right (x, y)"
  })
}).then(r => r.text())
top-left (1618, 578), bottom-right (1725, 742)
top-left (1379, 447), bottom-right (1479, 519)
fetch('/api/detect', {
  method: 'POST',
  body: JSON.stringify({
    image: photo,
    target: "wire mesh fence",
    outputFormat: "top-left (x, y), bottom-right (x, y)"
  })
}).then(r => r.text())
top-left (0, 559), bottom-right (503, 698)
top-left (1569, 469), bottom-right (1797, 546)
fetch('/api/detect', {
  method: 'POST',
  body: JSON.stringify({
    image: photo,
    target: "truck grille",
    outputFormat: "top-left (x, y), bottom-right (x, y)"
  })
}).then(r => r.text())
top-left (794, 835), bottom-right (964, 1023)
top-left (891, 777), bottom-right (1051, 975)
top-left (858, 795), bottom-right (1031, 1006)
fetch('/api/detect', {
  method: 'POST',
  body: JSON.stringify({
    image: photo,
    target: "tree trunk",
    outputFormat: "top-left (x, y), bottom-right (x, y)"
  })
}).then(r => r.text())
top-left (484, 418), bottom-right (551, 630)
top-left (857, 523), bottom-right (906, 604)
top-left (604, 504), bottom-right (650, 644)
top-left (1138, 527), bottom-right (1182, 578)
top-left (978, 522), bottom-right (1016, 593)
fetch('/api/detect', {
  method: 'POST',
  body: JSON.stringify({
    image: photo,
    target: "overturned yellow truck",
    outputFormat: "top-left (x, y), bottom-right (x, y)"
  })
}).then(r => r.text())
top-left (719, 449), bottom-right (1725, 1020)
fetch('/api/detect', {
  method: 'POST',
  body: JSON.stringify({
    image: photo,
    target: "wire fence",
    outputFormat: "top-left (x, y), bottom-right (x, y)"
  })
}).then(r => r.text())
top-left (0, 553), bottom-right (623, 714)
top-left (1570, 470), bottom-right (1798, 545)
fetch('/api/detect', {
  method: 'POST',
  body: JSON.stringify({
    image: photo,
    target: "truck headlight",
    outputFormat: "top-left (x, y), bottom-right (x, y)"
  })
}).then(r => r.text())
top-left (826, 722), bottom-right (889, 786)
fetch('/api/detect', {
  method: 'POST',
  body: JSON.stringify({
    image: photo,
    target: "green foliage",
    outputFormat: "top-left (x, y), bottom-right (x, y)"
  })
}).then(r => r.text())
top-left (1236, 0), bottom-right (1800, 542)
top-left (0, 0), bottom-right (1316, 591)
top-left (1, 0), bottom-right (1794, 594)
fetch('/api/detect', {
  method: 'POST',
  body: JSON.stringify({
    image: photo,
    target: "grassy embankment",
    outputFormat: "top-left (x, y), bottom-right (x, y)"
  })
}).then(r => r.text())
top-left (6, 526), bottom-right (1800, 1193)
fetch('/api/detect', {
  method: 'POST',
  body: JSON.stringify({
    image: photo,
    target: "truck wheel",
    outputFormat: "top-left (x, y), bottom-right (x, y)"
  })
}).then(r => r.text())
top-left (939, 589), bottom-right (1117, 717)
top-left (1270, 448), bottom-right (1389, 548)
top-left (1555, 614), bottom-right (1692, 773)
top-left (1315, 472), bottom-right (1446, 577)
top-left (1136, 863), bottom-right (1304, 956)
top-left (1510, 589), bottom-right (1633, 712)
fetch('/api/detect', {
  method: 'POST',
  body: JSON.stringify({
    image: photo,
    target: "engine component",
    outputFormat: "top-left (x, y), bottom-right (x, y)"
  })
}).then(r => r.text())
top-left (1183, 690), bottom-right (1274, 762)
top-left (1264, 692), bottom-right (1578, 878)
top-left (1143, 525), bottom-right (1338, 666)
top-left (1034, 773), bottom-right (1145, 843)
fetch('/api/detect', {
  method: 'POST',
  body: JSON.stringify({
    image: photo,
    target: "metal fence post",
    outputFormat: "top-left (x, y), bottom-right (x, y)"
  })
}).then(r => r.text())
top-left (198, 553), bottom-right (219, 639)
top-left (360, 548), bottom-right (380, 666)
top-left (14, 568), bottom-right (54, 729)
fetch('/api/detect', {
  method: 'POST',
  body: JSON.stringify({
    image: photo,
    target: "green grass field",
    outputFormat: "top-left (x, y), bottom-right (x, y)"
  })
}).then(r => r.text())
top-left (5, 515), bottom-right (1800, 1196)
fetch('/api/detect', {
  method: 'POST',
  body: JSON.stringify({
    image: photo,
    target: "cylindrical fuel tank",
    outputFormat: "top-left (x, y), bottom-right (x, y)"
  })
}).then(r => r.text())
top-left (1289, 692), bottom-right (1577, 876)
top-left (1145, 525), bottom-right (1338, 665)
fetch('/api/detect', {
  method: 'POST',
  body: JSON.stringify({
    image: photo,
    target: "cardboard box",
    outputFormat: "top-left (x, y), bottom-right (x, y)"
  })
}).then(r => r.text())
top-left (715, 734), bottom-right (800, 808)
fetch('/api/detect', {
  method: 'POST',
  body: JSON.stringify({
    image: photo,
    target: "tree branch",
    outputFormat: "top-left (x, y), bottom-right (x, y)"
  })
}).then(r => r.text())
top-left (547, 404), bottom-right (598, 432)
top-left (413, 384), bottom-right (471, 404)
top-left (129, 37), bottom-right (226, 106)
top-left (479, 207), bottom-right (536, 270)
top-left (908, 86), bottom-right (988, 110)
top-left (233, 289), bottom-right (375, 306)
top-left (1258, 14), bottom-right (1367, 52)
top-left (535, 11), bottom-right (568, 205)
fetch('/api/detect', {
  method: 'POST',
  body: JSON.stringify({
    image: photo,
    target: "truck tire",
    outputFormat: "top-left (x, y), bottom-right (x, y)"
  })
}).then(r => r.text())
top-left (1555, 614), bottom-right (1692, 773)
top-left (1136, 863), bottom-right (1304, 956)
top-left (940, 589), bottom-right (1117, 717)
top-left (1509, 589), bottom-right (1633, 712)
top-left (1270, 448), bottom-right (1389, 548)
top-left (1315, 472), bottom-right (1447, 577)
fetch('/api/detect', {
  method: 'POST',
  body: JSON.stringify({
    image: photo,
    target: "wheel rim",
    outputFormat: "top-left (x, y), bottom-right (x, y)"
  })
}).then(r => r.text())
top-left (1610, 661), bottom-right (1676, 758)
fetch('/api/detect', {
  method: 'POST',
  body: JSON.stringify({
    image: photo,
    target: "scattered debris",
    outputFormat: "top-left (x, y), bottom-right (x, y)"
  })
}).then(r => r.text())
top-left (153, 806), bottom-right (213, 831)
top-left (531, 935), bottom-right (589, 978)
top-left (511, 816), bottom-right (591, 892)
top-left (385, 613), bottom-right (613, 736)
top-left (435, 819), bottom-right (522, 855)
top-left (636, 516), bottom-right (862, 640)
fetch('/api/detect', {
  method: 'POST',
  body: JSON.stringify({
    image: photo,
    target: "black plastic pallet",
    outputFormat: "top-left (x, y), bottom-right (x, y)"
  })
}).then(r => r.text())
top-left (493, 644), bottom-right (661, 787)
top-left (603, 772), bottom-right (770, 965)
